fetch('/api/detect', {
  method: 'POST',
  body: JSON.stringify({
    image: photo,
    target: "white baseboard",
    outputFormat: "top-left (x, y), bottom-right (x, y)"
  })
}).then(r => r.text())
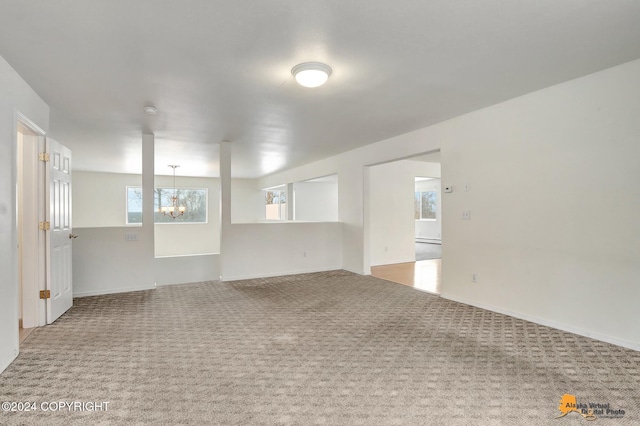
top-left (74, 284), bottom-right (156, 298)
top-left (440, 293), bottom-right (639, 352)
top-left (155, 280), bottom-right (216, 287)
top-left (222, 266), bottom-right (343, 282)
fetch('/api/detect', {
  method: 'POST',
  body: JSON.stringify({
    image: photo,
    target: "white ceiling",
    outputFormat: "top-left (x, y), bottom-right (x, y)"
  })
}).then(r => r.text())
top-left (1, 1), bottom-right (639, 177)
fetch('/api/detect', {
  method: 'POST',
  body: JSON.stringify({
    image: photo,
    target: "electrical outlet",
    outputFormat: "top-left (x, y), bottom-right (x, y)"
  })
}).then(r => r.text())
top-left (464, 183), bottom-right (471, 192)
top-left (303, 251), bottom-right (307, 258)
top-left (462, 210), bottom-right (471, 220)
top-left (472, 273), bottom-right (478, 283)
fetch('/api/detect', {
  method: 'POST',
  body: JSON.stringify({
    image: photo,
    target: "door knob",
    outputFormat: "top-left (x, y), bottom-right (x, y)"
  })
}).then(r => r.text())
top-left (69, 233), bottom-right (79, 239)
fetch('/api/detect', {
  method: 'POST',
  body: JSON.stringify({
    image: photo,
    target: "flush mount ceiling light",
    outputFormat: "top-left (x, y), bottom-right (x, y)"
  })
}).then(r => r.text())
top-left (143, 105), bottom-right (158, 115)
top-left (291, 62), bottom-right (332, 88)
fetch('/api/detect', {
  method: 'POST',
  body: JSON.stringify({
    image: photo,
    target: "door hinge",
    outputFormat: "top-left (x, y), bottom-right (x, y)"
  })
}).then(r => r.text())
top-left (38, 152), bottom-right (50, 162)
top-left (39, 221), bottom-right (50, 231)
top-left (39, 290), bottom-right (50, 299)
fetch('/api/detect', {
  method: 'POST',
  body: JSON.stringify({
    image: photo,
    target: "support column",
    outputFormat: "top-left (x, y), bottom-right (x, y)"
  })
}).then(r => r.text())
top-left (219, 141), bottom-right (232, 281)
top-left (362, 165), bottom-right (371, 275)
top-left (287, 182), bottom-right (294, 220)
top-left (141, 133), bottom-right (155, 285)
top-left (142, 133), bottom-right (155, 230)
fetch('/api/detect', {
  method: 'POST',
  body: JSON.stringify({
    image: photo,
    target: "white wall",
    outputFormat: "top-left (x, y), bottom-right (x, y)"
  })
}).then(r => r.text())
top-left (72, 170), bottom-right (221, 295)
top-left (437, 59), bottom-right (640, 350)
top-left (72, 227), bottom-right (157, 296)
top-left (369, 160), bottom-right (440, 266)
top-left (261, 59), bottom-right (640, 350)
top-left (231, 178), bottom-right (264, 223)
top-left (220, 142), bottom-right (343, 281)
top-left (294, 181), bottom-right (338, 221)
top-left (72, 230), bottom-right (220, 295)
top-left (255, 158), bottom-right (367, 274)
top-left (73, 171), bottom-right (140, 227)
top-left (73, 171), bottom-right (220, 256)
top-left (155, 254), bottom-right (220, 286)
top-left (415, 178), bottom-right (442, 241)
top-left (0, 54), bottom-right (50, 373)
top-left (221, 222), bottom-right (343, 280)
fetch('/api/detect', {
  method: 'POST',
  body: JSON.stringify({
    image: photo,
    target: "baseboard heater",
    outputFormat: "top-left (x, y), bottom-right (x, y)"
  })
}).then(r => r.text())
top-left (416, 237), bottom-right (441, 244)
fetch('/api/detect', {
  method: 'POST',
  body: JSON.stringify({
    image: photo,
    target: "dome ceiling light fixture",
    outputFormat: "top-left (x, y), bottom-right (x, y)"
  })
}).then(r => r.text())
top-left (291, 62), bottom-right (332, 88)
top-left (143, 105), bottom-right (158, 115)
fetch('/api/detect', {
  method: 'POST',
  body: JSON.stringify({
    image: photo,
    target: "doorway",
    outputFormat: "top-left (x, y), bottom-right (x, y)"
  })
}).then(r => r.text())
top-left (366, 150), bottom-right (443, 294)
top-left (16, 117), bottom-right (45, 342)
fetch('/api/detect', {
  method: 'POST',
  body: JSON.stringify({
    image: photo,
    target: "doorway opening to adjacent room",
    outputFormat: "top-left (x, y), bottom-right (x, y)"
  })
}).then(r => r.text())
top-left (16, 112), bottom-right (74, 345)
top-left (16, 115), bottom-right (44, 343)
top-left (366, 150), bottom-right (442, 294)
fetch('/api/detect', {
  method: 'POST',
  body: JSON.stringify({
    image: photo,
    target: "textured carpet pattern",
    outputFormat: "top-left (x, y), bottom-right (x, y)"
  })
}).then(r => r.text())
top-left (1, 270), bottom-right (638, 425)
top-left (415, 242), bottom-right (441, 261)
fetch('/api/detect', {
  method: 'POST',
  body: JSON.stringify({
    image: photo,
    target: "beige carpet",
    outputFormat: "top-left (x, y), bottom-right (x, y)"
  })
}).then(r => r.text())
top-left (1, 270), bottom-right (638, 425)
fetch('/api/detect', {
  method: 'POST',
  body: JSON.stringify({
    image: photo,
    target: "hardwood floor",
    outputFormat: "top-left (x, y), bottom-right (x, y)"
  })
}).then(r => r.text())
top-left (19, 326), bottom-right (35, 344)
top-left (371, 259), bottom-right (441, 294)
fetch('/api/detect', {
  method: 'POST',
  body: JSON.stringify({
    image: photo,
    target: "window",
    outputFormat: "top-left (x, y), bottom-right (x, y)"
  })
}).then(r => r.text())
top-left (265, 187), bottom-right (286, 220)
top-left (126, 187), bottom-right (208, 224)
top-left (414, 190), bottom-right (436, 220)
top-left (127, 187), bottom-right (143, 224)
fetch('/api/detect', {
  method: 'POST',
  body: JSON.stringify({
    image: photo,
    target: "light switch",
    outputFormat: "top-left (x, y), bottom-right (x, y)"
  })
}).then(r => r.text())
top-left (462, 210), bottom-right (471, 220)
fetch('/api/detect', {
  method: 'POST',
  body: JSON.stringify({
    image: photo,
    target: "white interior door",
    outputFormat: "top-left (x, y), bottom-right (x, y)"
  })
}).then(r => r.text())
top-left (45, 137), bottom-right (73, 323)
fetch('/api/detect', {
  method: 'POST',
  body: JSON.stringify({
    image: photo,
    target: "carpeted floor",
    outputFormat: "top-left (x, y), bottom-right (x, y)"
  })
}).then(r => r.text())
top-left (1, 270), bottom-right (638, 425)
top-left (415, 242), bottom-right (441, 261)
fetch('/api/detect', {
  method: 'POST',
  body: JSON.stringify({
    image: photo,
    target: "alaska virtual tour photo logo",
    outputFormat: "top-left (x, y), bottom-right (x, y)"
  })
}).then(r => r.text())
top-left (557, 394), bottom-right (626, 421)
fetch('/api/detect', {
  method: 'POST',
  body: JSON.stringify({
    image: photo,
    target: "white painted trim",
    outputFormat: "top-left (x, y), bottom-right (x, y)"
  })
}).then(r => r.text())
top-left (440, 293), bottom-right (640, 352)
top-left (16, 110), bottom-right (46, 136)
top-left (35, 136), bottom-right (47, 326)
top-left (74, 284), bottom-right (156, 298)
top-left (17, 131), bottom-right (42, 328)
top-left (14, 111), bottom-right (49, 330)
top-left (222, 266), bottom-right (343, 282)
top-left (155, 280), bottom-right (217, 287)
top-left (364, 148), bottom-right (441, 169)
top-left (155, 252), bottom-right (219, 259)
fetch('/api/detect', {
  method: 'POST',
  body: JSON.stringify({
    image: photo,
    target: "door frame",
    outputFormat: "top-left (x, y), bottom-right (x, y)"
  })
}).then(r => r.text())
top-left (363, 149), bottom-right (443, 275)
top-left (15, 110), bottom-right (47, 328)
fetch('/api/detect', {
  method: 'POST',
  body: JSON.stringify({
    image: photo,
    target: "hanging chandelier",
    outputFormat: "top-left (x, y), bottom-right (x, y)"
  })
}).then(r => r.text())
top-left (160, 165), bottom-right (186, 218)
